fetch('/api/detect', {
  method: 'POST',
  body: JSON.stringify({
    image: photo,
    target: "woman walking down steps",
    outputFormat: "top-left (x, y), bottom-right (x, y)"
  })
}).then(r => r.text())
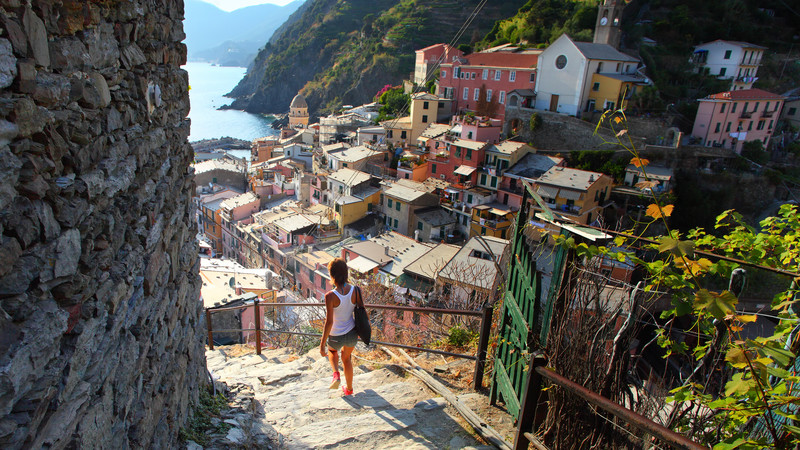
top-left (319, 258), bottom-right (363, 396)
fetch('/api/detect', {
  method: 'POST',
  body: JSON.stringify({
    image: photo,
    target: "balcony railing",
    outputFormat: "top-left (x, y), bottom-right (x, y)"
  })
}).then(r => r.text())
top-left (762, 110), bottom-right (774, 118)
top-left (740, 111), bottom-right (752, 119)
top-left (498, 184), bottom-right (524, 196)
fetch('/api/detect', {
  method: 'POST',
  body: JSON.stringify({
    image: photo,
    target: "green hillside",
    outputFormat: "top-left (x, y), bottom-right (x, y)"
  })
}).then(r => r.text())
top-left (226, 0), bottom-right (525, 116)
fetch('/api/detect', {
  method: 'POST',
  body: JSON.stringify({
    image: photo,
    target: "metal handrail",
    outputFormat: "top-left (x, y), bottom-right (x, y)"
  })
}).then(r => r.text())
top-left (204, 299), bottom-right (494, 390)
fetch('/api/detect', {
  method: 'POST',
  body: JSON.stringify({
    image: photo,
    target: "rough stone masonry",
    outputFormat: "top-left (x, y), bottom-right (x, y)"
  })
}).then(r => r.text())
top-left (0, 1), bottom-right (205, 448)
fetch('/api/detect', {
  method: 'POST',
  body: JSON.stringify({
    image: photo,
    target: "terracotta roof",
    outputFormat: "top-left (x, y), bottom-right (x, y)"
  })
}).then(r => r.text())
top-left (457, 51), bottom-right (539, 69)
top-left (705, 88), bottom-right (785, 101)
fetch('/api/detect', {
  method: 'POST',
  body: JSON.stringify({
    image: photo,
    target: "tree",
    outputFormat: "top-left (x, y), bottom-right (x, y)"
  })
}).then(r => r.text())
top-left (550, 110), bottom-right (800, 448)
top-left (475, 84), bottom-right (498, 118)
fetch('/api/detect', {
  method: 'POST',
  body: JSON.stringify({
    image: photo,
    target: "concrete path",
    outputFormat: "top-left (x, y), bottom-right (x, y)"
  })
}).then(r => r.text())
top-left (203, 346), bottom-right (497, 449)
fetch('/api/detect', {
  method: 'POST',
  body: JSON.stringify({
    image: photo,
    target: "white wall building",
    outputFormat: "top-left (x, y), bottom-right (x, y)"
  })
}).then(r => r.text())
top-left (692, 40), bottom-right (766, 90)
top-left (535, 34), bottom-right (641, 117)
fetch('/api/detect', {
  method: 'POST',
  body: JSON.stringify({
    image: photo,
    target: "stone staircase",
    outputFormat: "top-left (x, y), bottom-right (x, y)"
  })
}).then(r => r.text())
top-left (203, 346), bottom-right (505, 449)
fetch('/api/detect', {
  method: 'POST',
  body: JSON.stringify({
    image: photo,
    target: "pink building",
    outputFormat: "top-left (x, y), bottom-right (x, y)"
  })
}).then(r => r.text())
top-left (426, 135), bottom-right (488, 188)
top-left (449, 114), bottom-right (502, 143)
top-left (438, 46), bottom-right (540, 120)
top-left (414, 44), bottom-right (464, 85)
top-left (692, 88), bottom-right (785, 153)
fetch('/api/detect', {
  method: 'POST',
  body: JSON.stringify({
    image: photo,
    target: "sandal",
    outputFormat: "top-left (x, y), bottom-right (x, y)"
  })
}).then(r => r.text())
top-left (329, 372), bottom-right (341, 390)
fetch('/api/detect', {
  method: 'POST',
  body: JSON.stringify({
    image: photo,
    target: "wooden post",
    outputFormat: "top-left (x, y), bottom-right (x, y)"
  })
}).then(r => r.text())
top-left (254, 298), bottom-right (262, 355)
top-left (205, 309), bottom-right (214, 350)
top-left (513, 352), bottom-right (547, 450)
top-left (473, 302), bottom-right (494, 391)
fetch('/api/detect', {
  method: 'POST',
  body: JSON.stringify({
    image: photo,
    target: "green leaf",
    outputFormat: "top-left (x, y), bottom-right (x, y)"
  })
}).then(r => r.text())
top-left (759, 344), bottom-right (795, 367)
top-left (713, 437), bottom-right (747, 450)
top-left (724, 373), bottom-right (753, 396)
top-left (695, 289), bottom-right (738, 319)
top-left (658, 237), bottom-right (678, 253)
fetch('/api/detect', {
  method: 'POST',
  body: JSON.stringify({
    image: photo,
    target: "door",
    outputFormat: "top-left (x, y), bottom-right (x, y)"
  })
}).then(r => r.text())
top-left (549, 94), bottom-right (559, 112)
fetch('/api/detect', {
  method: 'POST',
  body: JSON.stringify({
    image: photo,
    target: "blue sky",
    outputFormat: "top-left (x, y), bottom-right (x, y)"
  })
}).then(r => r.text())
top-left (199, 0), bottom-right (295, 12)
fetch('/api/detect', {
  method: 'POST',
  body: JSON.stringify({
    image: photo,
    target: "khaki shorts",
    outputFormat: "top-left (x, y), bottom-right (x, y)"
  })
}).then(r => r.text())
top-left (328, 327), bottom-right (358, 351)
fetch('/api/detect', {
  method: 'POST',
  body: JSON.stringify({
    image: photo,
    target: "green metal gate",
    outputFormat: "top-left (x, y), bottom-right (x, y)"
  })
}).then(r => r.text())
top-left (490, 182), bottom-right (568, 419)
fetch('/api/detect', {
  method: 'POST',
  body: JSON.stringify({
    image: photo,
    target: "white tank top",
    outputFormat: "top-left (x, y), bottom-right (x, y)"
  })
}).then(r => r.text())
top-left (330, 284), bottom-right (356, 336)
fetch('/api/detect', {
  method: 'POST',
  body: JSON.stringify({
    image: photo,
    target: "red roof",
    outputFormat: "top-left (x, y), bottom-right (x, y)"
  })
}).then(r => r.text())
top-left (460, 51), bottom-right (540, 69)
top-left (707, 88), bottom-right (785, 101)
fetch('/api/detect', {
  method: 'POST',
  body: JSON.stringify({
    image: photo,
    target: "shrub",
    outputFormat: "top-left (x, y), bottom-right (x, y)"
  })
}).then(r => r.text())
top-left (529, 112), bottom-right (542, 131)
top-left (447, 326), bottom-right (477, 347)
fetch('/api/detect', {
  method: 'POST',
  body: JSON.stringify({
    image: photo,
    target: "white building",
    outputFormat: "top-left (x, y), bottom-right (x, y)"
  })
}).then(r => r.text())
top-left (535, 34), bottom-right (641, 117)
top-left (692, 40), bottom-right (766, 90)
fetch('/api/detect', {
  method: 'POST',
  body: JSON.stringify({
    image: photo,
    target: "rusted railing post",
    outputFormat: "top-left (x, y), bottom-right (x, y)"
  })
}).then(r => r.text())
top-left (473, 302), bottom-right (494, 391)
top-left (254, 298), bottom-right (262, 355)
top-left (514, 352), bottom-right (547, 450)
top-left (205, 309), bottom-right (214, 350)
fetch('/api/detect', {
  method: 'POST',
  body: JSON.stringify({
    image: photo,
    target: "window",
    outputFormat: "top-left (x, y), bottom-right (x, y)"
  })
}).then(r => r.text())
top-left (774, 102), bottom-right (780, 111)
top-left (744, 102), bottom-right (749, 112)
top-left (596, 62), bottom-right (603, 73)
top-left (747, 121), bottom-right (753, 131)
top-left (395, 201), bottom-right (401, 211)
top-left (467, 193), bottom-right (473, 203)
top-left (432, 163), bottom-right (437, 174)
top-left (529, 73), bottom-right (535, 83)
top-left (455, 147), bottom-right (461, 158)
top-left (724, 50), bottom-right (732, 59)
top-left (417, 221), bottom-right (423, 230)
top-left (342, 163), bottom-right (348, 168)
top-left (422, 115), bottom-right (428, 123)
top-left (393, 218), bottom-right (398, 228)
top-left (439, 101), bottom-right (444, 108)
top-left (769, 120), bottom-right (774, 129)
top-left (423, 101), bottom-right (429, 110)
top-left (480, 227), bottom-right (486, 236)
top-left (726, 122), bottom-right (731, 132)
top-left (754, 102), bottom-right (759, 112)
top-left (453, 67), bottom-right (459, 78)
top-left (386, 216), bottom-right (391, 226)
top-left (309, 269), bottom-right (315, 283)
top-left (757, 120), bottom-right (765, 130)
top-left (509, 70), bottom-right (516, 82)
top-left (212, 177), bottom-right (217, 183)
top-left (321, 277), bottom-right (326, 289)
top-left (466, 148), bottom-right (472, 160)
top-left (719, 67), bottom-right (726, 76)
top-left (401, 131), bottom-right (407, 139)
top-left (463, 87), bottom-right (469, 100)
top-left (765, 102), bottom-right (770, 111)
top-left (732, 103), bottom-right (737, 113)
top-left (486, 90), bottom-right (492, 102)
top-left (494, 70), bottom-right (501, 81)
top-left (441, 70), bottom-right (446, 78)
top-left (715, 123), bottom-right (721, 133)
top-left (616, 63), bottom-right (621, 72)
top-left (482, 69), bottom-right (488, 79)
top-left (592, 82), bottom-right (600, 91)
top-left (480, 173), bottom-right (487, 185)
top-left (474, 88), bottom-right (480, 101)
top-left (790, 108), bottom-right (798, 116)
top-left (387, 198), bottom-right (393, 208)
top-left (412, 312), bottom-right (420, 325)
top-left (499, 91), bottom-right (505, 104)
top-left (490, 176), bottom-right (497, 188)
top-left (720, 103), bottom-right (725, 113)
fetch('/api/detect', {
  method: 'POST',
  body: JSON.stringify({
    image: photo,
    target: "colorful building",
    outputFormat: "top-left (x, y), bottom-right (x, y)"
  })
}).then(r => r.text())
top-left (437, 45), bottom-right (540, 121)
top-left (414, 43), bottom-right (464, 85)
top-left (534, 166), bottom-right (613, 225)
top-left (691, 88), bottom-right (784, 153)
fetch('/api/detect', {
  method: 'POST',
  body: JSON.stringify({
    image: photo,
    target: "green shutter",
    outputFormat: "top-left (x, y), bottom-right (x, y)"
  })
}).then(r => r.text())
top-left (432, 163), bottom-right (437, 174)
top-left (466, 149), bottom-right (472, 159)
top-left (480, 173), bottom-right (487, 185)
top-left (417, 221), bottom-right (423, 230)
top-left (491, 176), bottom-right (497, 188)
top-left (388, 198), bottom-right (393, 208)
top-left (396, 202), bottom-right (401, 211)
top-left (393, 218), bottom-right (398, 228)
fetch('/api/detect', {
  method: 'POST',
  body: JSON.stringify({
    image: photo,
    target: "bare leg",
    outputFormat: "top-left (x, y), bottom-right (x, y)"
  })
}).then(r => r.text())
top-left (341, 346), bottom-right (354, 390)
top-left (327, 348), bottom-right (339, 374)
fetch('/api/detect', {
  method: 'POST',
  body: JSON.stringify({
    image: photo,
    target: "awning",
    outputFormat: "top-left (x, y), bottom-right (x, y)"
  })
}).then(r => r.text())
top-left (347, 256), bottom-right (380, 273)
top-left (536, 185), bottom-right (559, 199)
top-left (450, 124), bottom-right (462, 134)
top-left (559, 190), bottom-right (582, 201)
top-left (445, 188), bottom-right (460, 194)
top-left (454, 165), bottom-right (477, 176)
top-left (490, 208), bottom-right (511, 216)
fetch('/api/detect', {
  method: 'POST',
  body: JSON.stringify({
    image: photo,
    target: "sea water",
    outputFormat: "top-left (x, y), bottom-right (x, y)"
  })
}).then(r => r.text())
top-left (184, 62), bottom-right (279, 142)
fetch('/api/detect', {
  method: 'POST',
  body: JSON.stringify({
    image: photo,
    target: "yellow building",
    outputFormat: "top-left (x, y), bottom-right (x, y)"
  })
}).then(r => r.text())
top-left (288, 93), bottom-right (309, 129)
top-left (381, 93), bottom-right (452, 146)
top-left (334, 189), bottom-right (381, 233)
top-left (534, 166), bottom-right (613, 225)
top-left (469, 203), bottom-right (514, 239)
top-left (586, 73), bottom-right (646, 112)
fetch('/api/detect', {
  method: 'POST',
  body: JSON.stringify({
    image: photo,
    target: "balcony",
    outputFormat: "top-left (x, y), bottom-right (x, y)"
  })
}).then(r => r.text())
top-left (498, 184), bottom-right (524, 196)
top-left (762, 110), bottom-right (774, 118)
top-left (740, 111), bottom-right (752, 119)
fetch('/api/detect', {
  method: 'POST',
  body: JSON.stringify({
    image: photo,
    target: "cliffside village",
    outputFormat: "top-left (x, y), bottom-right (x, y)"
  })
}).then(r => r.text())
top-left (192, 1), bottom-right (796, 344)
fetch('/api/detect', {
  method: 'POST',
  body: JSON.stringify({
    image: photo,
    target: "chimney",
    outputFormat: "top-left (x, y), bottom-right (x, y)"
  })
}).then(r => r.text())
top-left (235, 284), bottom-right (242, 295)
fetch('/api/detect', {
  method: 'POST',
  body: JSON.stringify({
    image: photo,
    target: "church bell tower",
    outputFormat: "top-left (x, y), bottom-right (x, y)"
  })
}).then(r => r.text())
top-left (593, 0), bottom-right (624, 49)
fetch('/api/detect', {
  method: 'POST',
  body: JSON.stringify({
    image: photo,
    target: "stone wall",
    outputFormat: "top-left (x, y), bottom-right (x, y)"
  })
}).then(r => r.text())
top-left (0, 1), bottom-right (204, 448)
